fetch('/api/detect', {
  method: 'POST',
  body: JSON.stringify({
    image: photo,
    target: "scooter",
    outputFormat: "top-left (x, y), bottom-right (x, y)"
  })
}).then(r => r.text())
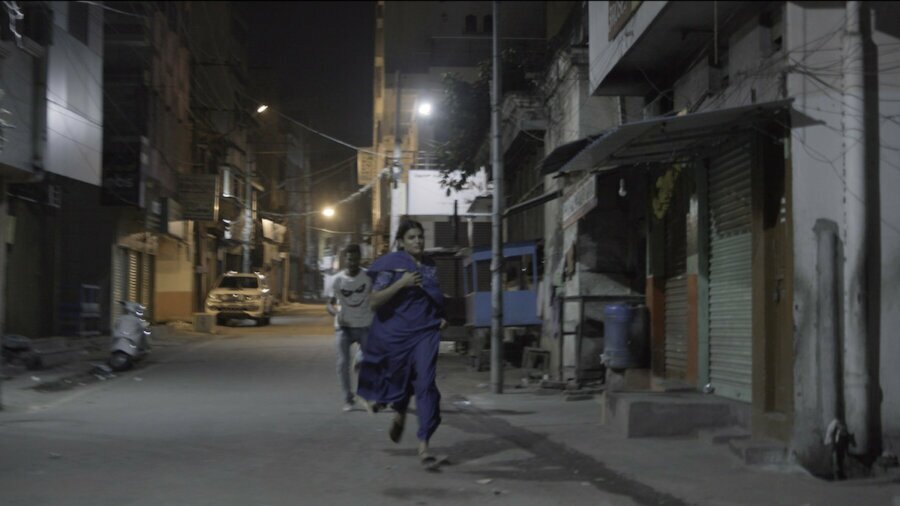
top-left (109, 301), bottom-right (152, 372)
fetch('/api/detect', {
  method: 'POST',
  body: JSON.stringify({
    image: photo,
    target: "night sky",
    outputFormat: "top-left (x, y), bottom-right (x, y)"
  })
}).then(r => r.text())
top-left (241, 1), bottom-right (375, 172)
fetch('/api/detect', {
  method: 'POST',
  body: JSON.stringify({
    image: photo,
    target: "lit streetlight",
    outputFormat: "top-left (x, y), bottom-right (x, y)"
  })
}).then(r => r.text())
top-left (322, 206), bottom-right (335, 218)
top-left (417, 101), bottom-right (433, 117)
top-left (257, 104), bottom-right (269, 113)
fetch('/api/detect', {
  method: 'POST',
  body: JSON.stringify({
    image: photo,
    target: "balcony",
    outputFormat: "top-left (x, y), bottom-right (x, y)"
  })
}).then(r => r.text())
top-left (589, 1), bottom-right (751, 96)
top-left (500, 92), bottom-right (546, 159)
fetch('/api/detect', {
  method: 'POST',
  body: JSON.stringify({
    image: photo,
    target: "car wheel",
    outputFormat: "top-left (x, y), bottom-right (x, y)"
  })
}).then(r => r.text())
top-left (109, 351), bottom-right (133, 372)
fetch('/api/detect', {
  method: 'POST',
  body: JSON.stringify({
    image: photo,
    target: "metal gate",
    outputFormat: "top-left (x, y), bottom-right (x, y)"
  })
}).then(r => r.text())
top-left (664, 175), bottom-right (688, 378)
top-left (708, 143), bottom-right (753, 401)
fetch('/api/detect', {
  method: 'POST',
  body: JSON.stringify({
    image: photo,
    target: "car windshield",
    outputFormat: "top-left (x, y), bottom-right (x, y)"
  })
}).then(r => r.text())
top-left (218, 276), bottom-right (258, 289)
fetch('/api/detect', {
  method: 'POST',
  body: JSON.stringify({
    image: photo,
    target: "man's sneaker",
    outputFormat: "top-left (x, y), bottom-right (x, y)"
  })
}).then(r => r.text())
top-left (342, 401), bottom-right (354, 412)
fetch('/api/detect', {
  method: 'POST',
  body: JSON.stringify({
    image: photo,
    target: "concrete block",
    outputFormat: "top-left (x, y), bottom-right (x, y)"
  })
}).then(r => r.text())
top-left (729, 439), bottom-right (788, 466)
top-left (193, 313), bottom-right (216, 333)
top-left (606, 368), bottom-right (651, 392)
top-left (697, 426), bottom-right (751, 445)
top-left (604, 391), bottom-right (744, 438)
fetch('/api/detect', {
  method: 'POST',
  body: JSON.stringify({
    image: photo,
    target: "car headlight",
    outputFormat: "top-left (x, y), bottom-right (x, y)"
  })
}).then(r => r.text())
top-left (207, 295), bottom-right (220, 303)
top-left (244, 295), bottom-right (260, 301)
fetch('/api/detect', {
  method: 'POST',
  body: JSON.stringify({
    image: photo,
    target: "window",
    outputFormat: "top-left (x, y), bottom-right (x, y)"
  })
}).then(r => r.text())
top-left (483, 15), bottom-right (493, 34)
top-left (218, 276), bottom-right (259, 289)
top-left (68, 2), bottom-right (89, 45)
top-left (464, 15), bottom-right (477, 33)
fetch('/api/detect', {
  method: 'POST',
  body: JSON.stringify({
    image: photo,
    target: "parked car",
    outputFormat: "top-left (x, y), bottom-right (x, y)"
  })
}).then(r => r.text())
top-left (205, 271), bottom-right (273, 326)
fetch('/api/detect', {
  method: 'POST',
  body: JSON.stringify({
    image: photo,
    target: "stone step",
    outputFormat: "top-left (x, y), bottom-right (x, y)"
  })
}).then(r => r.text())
top-left (603, 391), bottom-right (748, 438)
top-left (728, 438), bottom-right (789, 466)
top-left (697, 426), bottom-right (752, 445)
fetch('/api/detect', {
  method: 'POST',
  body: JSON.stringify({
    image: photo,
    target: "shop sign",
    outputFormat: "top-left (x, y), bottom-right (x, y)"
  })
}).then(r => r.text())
top-left (609, 0), bottom-right (642, 40)
top-left (178, 174), bottom-right (218, 221)
top-left (562, 174), bottom-right (597, 228)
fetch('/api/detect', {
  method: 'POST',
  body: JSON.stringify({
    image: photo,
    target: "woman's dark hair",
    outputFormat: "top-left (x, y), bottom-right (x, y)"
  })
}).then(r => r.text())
top-left (344, 243), bottom-right (361, 255)
top-left (394, 219), bottom-right (424, 250)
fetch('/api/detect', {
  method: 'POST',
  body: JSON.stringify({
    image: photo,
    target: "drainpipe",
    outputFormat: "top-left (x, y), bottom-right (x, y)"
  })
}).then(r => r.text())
top-left (841, 0), bottom-right (870, 457)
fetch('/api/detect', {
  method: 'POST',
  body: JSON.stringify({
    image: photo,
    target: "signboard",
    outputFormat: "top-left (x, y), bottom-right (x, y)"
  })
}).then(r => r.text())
top-left (357, 149), bottom-right (377, 185)
top-left (163, 198), bottom-right (186, 239)
top-left (178, 174), bottom-right (218, 221)
top-left (406, 169), bottom-right (486, 216)
top-left (101, 165), bottom-right (143, 207)
top-left (562, 174), bottom-right (597, 228)
top-left (609, 0), bottom-right (642, 40)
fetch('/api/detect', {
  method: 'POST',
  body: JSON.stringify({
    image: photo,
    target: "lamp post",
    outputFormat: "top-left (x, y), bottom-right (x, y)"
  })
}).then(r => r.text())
top-left (242, 104), bottom-right (268, 273)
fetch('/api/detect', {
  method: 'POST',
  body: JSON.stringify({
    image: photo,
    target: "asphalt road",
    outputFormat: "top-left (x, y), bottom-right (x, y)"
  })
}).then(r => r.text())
top-left (0, 305), bottom-right (645, 506)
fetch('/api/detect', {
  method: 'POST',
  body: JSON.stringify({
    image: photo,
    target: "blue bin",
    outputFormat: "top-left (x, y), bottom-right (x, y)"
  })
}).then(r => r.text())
top-left (603, 303), bottom-right (636, 370)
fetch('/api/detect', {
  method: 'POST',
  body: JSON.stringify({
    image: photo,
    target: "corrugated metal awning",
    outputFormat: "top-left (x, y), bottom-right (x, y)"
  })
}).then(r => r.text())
top-left (546, 99), bottom-right (794, 176)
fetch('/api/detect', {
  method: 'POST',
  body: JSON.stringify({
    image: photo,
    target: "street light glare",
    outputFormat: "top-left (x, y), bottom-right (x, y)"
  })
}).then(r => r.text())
top-left (257, 104), bottom-right (269, 113)
top-left (322, 206), bottom-right (335, 217)
top-left (417, 102), bottom-right (433, 117)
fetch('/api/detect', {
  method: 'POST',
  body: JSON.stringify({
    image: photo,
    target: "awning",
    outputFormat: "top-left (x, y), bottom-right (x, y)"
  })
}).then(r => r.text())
top-left (538, 134), bottom-right (603, 175)
top-left (544, 99), bottom-right (794, 176)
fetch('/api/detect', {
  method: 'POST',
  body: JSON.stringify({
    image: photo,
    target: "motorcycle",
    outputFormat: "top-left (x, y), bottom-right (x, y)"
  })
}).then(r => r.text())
top-left (109, 301), bottom-right (152, 372)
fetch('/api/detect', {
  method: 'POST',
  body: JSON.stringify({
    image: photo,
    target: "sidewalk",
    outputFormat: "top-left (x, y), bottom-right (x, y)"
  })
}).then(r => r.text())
top-left (436, 348), bottom-right (900, 506)
top-left (0, 323), bottom-right (216, 412)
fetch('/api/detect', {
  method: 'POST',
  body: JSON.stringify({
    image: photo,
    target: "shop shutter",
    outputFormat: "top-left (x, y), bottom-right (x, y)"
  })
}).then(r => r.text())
top-left (127, 250), bottom-right (139, 302)
top-left (111, 247), bottom-right (125, 328)
top-left (664, 181), bottom-right (688, 378)
top-left (141, 252), bottom-right (154, 320)
top-left (708, 143), bottom-right (753, 401)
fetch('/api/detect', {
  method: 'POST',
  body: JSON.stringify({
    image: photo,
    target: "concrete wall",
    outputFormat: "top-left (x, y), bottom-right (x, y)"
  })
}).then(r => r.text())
top-left (154, 235), bottom-right (194, 322)
top-left (872, 2), bottom-right (900, 452)
top-left (785, 2), bottom-right (897, 470)
top-left (45, 2), bottom-right (103, 186)
top-left (0, 43), bottom-right (36, 174)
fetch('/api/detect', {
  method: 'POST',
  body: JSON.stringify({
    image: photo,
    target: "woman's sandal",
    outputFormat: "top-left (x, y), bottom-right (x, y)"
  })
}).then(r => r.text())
top-left (389, 412), bottom-right (405, 443)
top-left (419, 451), bottom-right (448, 471)
top-left (363, 400), bottom-right (385, 415)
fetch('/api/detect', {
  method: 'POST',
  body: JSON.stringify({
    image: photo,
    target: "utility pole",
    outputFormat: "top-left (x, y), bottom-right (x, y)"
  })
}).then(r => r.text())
top-left (490, 0), bottom-right (504, 394)
top-left (390, 70), bottom-right (403, 242)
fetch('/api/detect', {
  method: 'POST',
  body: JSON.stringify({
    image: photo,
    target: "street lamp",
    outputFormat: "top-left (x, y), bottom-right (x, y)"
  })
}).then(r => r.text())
top-left (417, 101), bottom-right (433, 117)
top-left (242, 104), bottom-right (269, 273)
top-left (322, 206), bottom-right (335, 218)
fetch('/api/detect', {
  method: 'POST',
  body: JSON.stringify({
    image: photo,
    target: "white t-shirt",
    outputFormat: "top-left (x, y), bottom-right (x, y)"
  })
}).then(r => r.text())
top-left (332, 269), bottom-right (373, 328)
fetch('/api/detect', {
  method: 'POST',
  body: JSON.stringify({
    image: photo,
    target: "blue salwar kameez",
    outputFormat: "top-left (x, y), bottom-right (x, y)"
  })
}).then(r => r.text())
top-left (356, 251), bottom-right (444, 442)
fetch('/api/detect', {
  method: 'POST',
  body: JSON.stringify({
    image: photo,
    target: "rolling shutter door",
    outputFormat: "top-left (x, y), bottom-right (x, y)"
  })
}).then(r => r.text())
top-left (664, 183), bottom-right (688, 378)
top-left (708, 143), bottom-right (753, 401)
top-left (128, 250), bottom-right (139, 302)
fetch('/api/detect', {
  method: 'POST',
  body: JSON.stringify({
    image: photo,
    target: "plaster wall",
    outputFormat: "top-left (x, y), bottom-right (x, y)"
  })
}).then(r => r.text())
top-left (872, 3), bottom-right (900, 450)
top-left (785, 3), bottom-right (861, 471)
top-left (0, 44), bottom-right (35, 174)
top-left (45, 2), bottom-right (103, 186)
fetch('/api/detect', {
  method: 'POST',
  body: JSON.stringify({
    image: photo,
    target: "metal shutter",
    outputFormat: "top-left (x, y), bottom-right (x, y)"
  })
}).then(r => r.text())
top-left (128, 250), bottom-right (139, 302)
top-left (141, 252), bottom-right (154, 320)
top-left (708, 143), bottom-right (753, 401)
top-left (664, 180), bottom-right (688, 378)
top-left (111, 247), bottom-right (125, 329)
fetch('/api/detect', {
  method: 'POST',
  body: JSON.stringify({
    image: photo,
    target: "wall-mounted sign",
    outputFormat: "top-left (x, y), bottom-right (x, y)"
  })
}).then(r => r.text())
top-left (358, 149), bottom-right (377, 185)
top-left (101, 165), bottom-right (143, 207)
top-left (178, 174), bottom-right (218, 221)
top-left (609, 0), bottom-right (642, 40)
top-left (562, 174), bottom-right (597, 228)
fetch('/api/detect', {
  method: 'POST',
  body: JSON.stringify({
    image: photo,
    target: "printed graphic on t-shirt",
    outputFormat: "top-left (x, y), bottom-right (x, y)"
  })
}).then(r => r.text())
top-left (334, 270), bottom-right (373, 328)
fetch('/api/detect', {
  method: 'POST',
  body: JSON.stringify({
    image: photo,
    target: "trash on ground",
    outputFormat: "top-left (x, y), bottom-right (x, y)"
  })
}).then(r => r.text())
top-left (476, 478), bottom-right (493, 485)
